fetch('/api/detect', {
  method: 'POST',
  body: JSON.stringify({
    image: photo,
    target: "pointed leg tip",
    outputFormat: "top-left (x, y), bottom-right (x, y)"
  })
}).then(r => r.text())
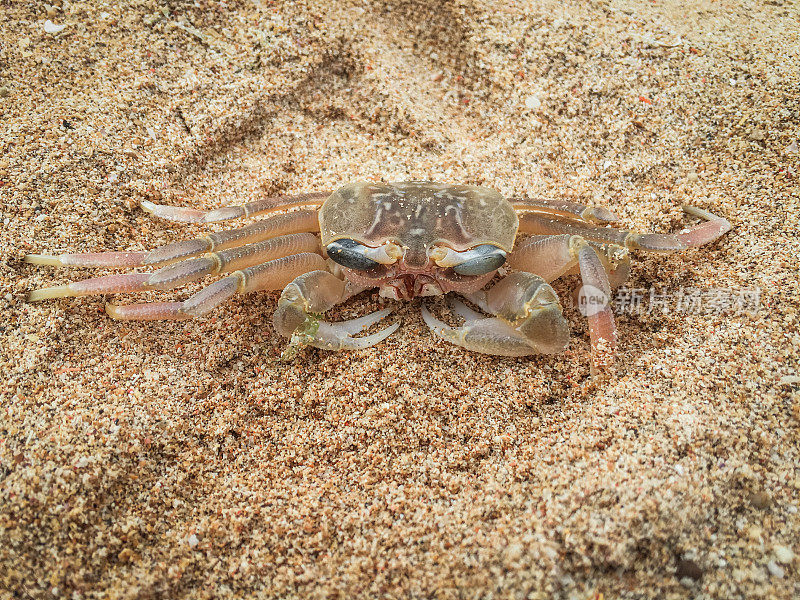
top-left (306, 314), bottom-right (400, 351)
top-left (681, 205), bottom-right (731, 227)
top-left (105, 301), bottom-right (189, 320)
top-left (681, 204), bottom-right (705, 215)
top-left (24, 254), bottom-right (63, 266)
top-left (361, 307), bottom-right (394, 329)
top-left (140, 199), bottom-right (204, 223)
top-left (329, 307), bottom-right (395, 336)
top-left (28, 285), bottom-right (73, 302)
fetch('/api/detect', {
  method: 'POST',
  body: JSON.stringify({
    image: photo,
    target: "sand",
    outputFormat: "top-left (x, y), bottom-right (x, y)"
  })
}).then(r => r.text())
top-left (2, 0), bottom-right (799, 598)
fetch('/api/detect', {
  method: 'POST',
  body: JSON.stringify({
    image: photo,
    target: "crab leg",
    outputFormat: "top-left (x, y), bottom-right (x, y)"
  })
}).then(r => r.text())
top-left (575, 243), bottom-right (617, 376)
top-left (141, 192), bottom-right (329, 224)
top-left (508, 235), bottom-right (617, 375)
top-left (510, 235), bottom-right (631, 288)
top-left (105, 253), bottom-right (327, 320)
top-left (24, 210), bottom-right (319, 269)
top-left (590, 242), bottom-right (631, 288)
top-left (27, 233), bottom-right (320, 301)
top-left (273, 270), bottom-right (399, 357)
top-left (511, 197), bottom-right (619, 224)
top-left (507, 234), bottom-right (575, 282)
top-left (518, 205), bottom-right (731, 252)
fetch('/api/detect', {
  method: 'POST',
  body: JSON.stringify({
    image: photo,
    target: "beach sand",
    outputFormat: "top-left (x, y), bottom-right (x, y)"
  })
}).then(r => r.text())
top-left (2, 0), bottom-right (799, 598)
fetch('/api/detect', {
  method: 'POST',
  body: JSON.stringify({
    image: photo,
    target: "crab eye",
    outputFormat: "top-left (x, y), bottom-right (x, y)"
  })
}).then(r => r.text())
top-left (452, 244), bottom-right (506, 276)
top-left (326, 239), bottom-right (380, 270)
top-left (431, 244), bottom-right (506, 276)
top-left (326, 237), bottom-right (406, 271)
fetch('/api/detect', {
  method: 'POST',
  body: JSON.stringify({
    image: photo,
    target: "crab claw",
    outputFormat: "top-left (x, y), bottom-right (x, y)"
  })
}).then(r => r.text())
top-left (314, 311), bottom-right (399, 350)
top-left (422, 275), bottom-right (570, 357)
top-left (422, 304), bottom-right (541, 357)
top-left (281, 308), bottom-right (399, 360)
top-left (274, 270), bottom-right (399, 359)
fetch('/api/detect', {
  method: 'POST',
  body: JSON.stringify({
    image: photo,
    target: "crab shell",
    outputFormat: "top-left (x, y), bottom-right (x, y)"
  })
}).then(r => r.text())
top-left (319, 182), bottom-right (519, 300)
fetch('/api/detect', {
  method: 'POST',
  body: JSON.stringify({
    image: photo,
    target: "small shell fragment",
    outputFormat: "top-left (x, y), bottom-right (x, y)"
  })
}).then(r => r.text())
top-left (774, 545), bottom-right (795, 564)
top-left (43, 20), bottom-right (67, 34)
top-left (525, 95), bottom-right (542, 110)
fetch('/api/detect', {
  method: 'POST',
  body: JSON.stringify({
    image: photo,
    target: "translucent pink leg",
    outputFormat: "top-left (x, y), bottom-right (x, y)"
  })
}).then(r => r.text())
top-left (510, 197), bottom-right (619, 224)
top-left (518, 205), bottom-right (731, 252)
top-left (676, 206), bottom-right (733, 247)
top-left (106, 253), bottom-right (327, 321)
top-left (508, 235), bottom-right (616, 376)
top-left (510, 235), bottom-right (631, 288)
top-left (27, 233), bottom-right (320, 302)
top-left (576, 243), bottom-right (616, 377)
top-left (141, 192), bottom-right (328, 223)
top-left (24, 210), bottom-right (319, 269)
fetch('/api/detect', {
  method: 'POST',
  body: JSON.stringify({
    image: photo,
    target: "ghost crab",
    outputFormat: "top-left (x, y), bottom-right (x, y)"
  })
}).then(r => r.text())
top-left (25, 181), bottom-right (730, 374)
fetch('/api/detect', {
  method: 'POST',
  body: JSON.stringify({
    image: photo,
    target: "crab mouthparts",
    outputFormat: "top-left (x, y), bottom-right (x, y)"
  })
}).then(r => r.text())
top-left (379, 275), bottom-right (442, 301)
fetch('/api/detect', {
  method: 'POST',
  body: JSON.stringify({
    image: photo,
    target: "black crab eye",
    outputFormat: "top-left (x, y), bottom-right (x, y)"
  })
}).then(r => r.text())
top-left (326, 239), bottom-right (381, 271)
top-left (452, 244), bottom-right (507, 276)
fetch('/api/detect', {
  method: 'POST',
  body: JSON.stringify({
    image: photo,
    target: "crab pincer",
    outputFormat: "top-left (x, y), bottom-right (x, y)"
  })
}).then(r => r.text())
top-left (272, 270), bottom-right (398, 359)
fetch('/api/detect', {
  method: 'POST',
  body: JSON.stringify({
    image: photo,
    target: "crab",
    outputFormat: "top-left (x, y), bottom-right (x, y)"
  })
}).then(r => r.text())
top-left (25, 181), bottom-right (730, 374)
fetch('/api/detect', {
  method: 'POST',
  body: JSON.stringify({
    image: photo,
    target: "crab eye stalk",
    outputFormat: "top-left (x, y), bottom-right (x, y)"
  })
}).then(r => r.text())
top-left (326, 239), bottom-right (401, 271)
top-left (430, 244), bottom-right (507, 276)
